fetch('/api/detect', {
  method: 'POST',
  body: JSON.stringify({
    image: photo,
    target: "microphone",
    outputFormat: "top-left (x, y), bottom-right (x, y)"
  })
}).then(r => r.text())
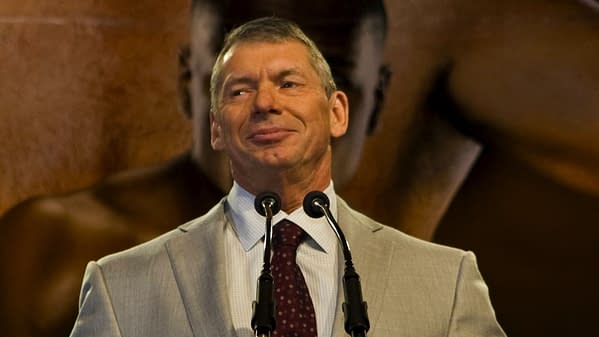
top-left (254, 191), bottom-right (281, 217)
top-left (251, 192), bottom-right (281, 337)
top-left (303, 191), bottom-right (370, 337)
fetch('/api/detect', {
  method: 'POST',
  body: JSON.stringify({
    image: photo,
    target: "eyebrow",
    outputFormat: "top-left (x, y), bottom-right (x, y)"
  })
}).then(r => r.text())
top-left (222, 68), bottom-right (307, 94)
top-left (276, 68), bottom-right (304, 81)
top-left (223, 76), bottom-right (255, 90)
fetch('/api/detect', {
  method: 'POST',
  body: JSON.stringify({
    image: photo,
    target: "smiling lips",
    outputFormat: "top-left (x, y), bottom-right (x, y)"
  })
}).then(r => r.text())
top-left (248, 127), bottom-right (295, 143)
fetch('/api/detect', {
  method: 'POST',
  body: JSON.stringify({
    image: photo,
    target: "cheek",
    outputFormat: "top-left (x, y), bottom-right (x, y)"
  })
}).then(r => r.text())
top-left (219, 113), bottom-right (247, 145)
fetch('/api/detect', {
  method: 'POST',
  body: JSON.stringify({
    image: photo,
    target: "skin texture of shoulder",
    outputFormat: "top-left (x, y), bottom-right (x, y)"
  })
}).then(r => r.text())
top-left (0, 152), bottom-right (224, 337)
top-left (341, 0), bottom-right (599, 239)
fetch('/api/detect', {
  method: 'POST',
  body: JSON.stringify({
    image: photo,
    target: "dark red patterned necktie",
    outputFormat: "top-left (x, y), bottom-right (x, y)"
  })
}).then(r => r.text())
top-left (271, 220), bottom-right (318, 337)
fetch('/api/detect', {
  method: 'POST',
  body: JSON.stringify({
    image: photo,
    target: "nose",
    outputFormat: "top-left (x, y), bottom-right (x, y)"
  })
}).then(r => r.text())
top-left (253, 84), bottom-right (279, 114)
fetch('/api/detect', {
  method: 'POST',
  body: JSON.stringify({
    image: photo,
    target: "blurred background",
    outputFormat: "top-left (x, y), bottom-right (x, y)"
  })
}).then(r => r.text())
top-left (1, 1), bottom-right (598, 337)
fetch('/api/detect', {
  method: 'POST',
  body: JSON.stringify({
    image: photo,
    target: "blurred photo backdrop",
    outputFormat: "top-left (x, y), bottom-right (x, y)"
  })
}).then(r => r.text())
top-left (1, 1), bottom-right (599, 337)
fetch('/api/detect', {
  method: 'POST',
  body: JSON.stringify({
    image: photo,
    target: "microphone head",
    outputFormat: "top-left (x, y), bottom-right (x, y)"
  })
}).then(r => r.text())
top-left (303, 191), bottom-right (329, 218)
top-left (254, 191), bottom-right (281, 217)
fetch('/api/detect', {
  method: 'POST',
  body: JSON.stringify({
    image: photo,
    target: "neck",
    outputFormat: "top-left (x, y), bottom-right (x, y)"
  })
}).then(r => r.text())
top-left (233, 155), bottom-right (332, 213)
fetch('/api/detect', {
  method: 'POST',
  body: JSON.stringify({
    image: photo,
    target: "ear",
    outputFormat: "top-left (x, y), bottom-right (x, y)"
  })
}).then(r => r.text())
top-left (210, 111), bottom-right (225, 151)
top-left (177, 44), bottom-right (192, 118)
top-left (367, 64), bottom-right (391, 135)
top-left (329, 91), bottom-right (349, 138)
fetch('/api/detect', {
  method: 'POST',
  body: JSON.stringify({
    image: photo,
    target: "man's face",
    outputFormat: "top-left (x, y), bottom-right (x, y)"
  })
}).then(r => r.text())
top-left (210, 40), bottom-right (347, 183)
top-left (188, 10), bottom-right (386, 188)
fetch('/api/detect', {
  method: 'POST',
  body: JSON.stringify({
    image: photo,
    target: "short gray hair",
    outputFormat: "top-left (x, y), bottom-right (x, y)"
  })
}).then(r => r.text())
top-left (209, 17), bottom-right (337, 113)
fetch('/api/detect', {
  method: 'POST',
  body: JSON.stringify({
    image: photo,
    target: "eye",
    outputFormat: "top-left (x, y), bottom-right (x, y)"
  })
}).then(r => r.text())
top-left (281, 81), bottom-right (297, 89)
top-left (229, 87), bottom-right (249, 97)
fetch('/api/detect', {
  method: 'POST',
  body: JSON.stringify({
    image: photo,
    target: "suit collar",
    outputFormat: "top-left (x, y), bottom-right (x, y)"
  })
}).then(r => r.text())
top-left (226, 181), bottom-right (339, 254)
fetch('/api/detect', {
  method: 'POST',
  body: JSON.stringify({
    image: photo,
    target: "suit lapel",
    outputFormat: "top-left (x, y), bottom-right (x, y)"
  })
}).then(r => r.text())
top-left (165, 201), bottom-right (235, 337)
top-left (331, 198), bottom-right (393, 337)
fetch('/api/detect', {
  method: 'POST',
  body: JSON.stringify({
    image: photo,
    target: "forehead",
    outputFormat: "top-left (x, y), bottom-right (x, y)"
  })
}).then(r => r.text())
top-left (221, 40), bottom-right (313, 74)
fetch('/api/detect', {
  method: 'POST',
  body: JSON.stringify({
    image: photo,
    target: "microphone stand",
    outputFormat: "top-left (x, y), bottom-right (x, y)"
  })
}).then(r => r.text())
top-left (251, 192), bottom-right (281, 337)
top-left (303, 191), bottom-right (370, 337)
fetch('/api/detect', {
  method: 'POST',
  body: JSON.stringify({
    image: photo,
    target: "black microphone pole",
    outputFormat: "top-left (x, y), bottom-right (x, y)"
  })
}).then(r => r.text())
top-left (251, 191), bottom-right (281, 337)
top-left (303, 191), bottom-right (370, 337)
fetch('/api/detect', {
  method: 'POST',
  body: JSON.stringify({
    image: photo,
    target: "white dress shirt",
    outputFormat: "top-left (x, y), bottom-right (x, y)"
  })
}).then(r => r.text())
top-left (224, 182), bottom-right (340, 337)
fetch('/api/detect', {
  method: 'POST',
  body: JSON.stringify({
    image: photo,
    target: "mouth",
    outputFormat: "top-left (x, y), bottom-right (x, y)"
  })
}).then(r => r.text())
top-left (247, 127), bottom-right (295, 144)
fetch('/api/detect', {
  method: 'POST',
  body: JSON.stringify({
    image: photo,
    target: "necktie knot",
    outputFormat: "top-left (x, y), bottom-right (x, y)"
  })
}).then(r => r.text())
top-left (272, 220), bottom-right (307, 250)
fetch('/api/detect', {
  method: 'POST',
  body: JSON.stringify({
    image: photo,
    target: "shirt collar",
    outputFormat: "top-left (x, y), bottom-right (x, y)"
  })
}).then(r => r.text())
top-left (226, 181), bottom-right (339, 254)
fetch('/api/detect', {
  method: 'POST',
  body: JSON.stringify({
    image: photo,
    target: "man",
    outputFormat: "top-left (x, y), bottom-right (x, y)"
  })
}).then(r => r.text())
top-left (70, 16), bottom-right (505, 337)
top-left (0, 2), bottom-right (389, 337)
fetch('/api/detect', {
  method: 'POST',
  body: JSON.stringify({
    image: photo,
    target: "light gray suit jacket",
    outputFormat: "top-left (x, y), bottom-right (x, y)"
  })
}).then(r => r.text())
top-left (70, 198), bottom-right (505, 337)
